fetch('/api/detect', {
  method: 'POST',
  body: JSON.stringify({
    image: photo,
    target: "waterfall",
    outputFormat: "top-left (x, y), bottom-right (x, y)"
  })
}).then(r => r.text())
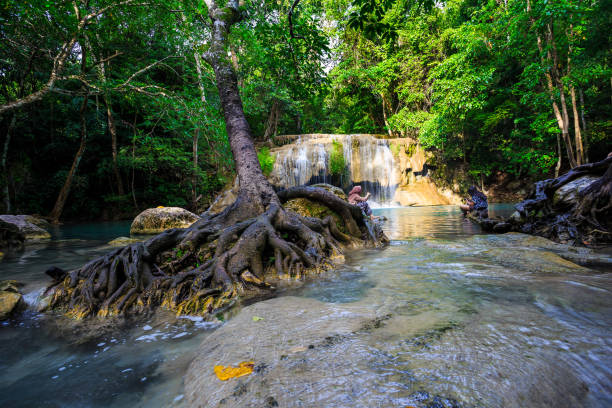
top-left (270, 134), bottom-right (400, 205)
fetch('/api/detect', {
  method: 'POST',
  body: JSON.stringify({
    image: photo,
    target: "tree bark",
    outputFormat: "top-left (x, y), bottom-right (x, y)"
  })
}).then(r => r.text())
top-left (49, 94), bottom-right (89, 224)
top-left (570, 85), bottom-right (584, 165)
top-left (203, 0), bottom-right (279, 216)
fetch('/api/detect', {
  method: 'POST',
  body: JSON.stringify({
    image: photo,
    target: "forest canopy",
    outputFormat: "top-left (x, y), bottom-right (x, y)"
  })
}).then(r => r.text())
top-left (1, 0), bottom-right (610, 221)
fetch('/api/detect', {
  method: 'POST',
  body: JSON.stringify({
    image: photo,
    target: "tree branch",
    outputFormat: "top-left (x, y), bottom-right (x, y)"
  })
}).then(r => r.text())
top-left (288, 0), bottom-right (305, 40)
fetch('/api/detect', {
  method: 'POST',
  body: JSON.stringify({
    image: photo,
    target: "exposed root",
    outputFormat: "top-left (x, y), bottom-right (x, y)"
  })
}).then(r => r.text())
top-left (480, 156), bottom-right (612, 246)
top-left (43, 186), bottom-right (387, 319)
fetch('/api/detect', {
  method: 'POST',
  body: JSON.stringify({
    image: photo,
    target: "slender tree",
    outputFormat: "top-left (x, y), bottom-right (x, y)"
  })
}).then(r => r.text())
top-left (43, 0), bottom-right (384, 319)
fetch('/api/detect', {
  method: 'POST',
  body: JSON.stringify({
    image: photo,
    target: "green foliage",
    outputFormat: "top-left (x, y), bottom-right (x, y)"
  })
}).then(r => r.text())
top-left (405, 143), bottom-right (417, 157)
top-left (1, 0), bottom-right (610, 219)
top-left (390, 143), bottom-right (400, 157)
top-left (257, 147), bottom-right (276, 177)
top-left (325, 0), bottom-right (612, 179)
top-left (329, 139), bottom-right (346, 176)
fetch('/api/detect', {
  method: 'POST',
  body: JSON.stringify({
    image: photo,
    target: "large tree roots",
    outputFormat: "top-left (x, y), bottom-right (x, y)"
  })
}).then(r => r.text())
top-left (43, 186), bottom-right (388, 319)
top-left (472, 156), bottom-right (612, 246)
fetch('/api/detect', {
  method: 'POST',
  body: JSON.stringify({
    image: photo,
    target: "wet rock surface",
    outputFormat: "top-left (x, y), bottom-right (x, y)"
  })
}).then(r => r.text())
top-left (185, 229), bottom-right (612, 408)
top-left (0, 280), bottom-right (24, 320)
top-left (0, 215), bottom-right (51, 246)
top-left (130, 207), bottom-right (200, 235)
top-left (552, 175), bottom-right (598, 208)
top-left (107, 236), bottom-right (144, 247)
top-left (185, 296), bottom-right (382, 407)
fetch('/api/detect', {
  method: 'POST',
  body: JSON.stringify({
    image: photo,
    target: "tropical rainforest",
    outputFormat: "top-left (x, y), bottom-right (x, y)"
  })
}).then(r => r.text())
top-left (1, 0), bottom-right (611, 222)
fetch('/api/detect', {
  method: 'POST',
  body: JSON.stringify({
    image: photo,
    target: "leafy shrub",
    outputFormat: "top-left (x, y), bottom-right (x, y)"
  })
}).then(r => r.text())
top-left (329, 139), bottom-right (346, 176)
top-left (258, 147), bottom-right (276, 176)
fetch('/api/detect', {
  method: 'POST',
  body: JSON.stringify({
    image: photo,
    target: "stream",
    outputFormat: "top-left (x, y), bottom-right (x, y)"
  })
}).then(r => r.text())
top-left (1, 205), bottom-right (611, 407)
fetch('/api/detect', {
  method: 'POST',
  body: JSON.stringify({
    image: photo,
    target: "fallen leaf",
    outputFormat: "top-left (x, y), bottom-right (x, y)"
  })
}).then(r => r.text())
top-left (156, 205), bottom-right (165, 208)
top-left (252, 316), bottom-right (264, 322)
top-left (214, 361), bottom-right (255, 381)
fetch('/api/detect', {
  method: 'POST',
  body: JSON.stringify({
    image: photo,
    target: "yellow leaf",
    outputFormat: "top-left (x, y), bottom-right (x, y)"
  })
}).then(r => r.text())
top-left (214, 361), bottom-right (255, 381)
top-left (252, 316), bottom-right (264, 322)
top-left (156, 205), bottom-right (165, 208)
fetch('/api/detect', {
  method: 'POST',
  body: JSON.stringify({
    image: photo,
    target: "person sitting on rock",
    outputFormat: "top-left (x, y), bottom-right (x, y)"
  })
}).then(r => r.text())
top-left (460, 185), bottom-right (489, 218)
top-left (348, 185), bottom-right (378, 221)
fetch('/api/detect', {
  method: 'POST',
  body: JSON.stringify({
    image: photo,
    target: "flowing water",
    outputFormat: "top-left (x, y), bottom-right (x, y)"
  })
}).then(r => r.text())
top-left (2, 207), bottom-right (612, 407)
top-left (271, 134), bottom-right (400, 202)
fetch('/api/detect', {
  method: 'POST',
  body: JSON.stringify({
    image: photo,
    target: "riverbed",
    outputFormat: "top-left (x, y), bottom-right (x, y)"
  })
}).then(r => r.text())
top-left (1, 206), bottom-right (611, 407)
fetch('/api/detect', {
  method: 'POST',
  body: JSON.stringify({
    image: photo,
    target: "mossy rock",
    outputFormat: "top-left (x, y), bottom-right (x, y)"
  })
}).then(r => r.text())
top-left (130, 207), bottom-right (200, 235)
top-left (108, 236), bottom-right (144, 247)
top-left (0, 214), bottom-right (51, 241)
top-left (0, 280), bottom-right (22, 292)
top-left (0, 280), bottom-right (25, 320)
top-left (310, 183), bottom-right (347, 201)
top-left (284, 198), bottom-right (346, 233)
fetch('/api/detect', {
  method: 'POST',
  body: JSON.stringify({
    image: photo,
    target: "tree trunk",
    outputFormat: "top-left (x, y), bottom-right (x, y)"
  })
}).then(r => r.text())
top-left (554, 133), bottom-right (562, 178)
top-left (192, 128), bottom-right (199, 208)
top-left (569, 85), bottom-right (584, 165)
top-left (1, 115), bottom-right (16, 213)
top-left (104, 95), bottom-right (125, 195)
top-left (204, 3), bottom-right (279, 216)
top-left (527, 2), bottom-right (577, 168)
top-left (229, 45), bottom-right (243, 89)
top-left (381, 94), bottom-right (394, 138)
top-left (40, 0), bottom-right (387, 320)
top-left (263, 100), bottom-right (280, 141)
top-left (49, 94), bottom-right (89, 224)
top-left (578, 88), bottom-right (588, 162)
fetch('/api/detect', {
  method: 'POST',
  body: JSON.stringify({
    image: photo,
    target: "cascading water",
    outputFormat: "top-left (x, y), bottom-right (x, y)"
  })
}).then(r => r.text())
top-left (270, 134), bottom-right (400, 205)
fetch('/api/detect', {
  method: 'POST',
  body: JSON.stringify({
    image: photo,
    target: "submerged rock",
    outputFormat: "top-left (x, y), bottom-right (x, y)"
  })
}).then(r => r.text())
top-left (107, 236), bottom-right (144, 246)
top-left (0, 280), bottom-right (25, 320)
top-left (185, 296), bottom-right (378, 407)
top-left (130, 207), bottom-right (200, 235)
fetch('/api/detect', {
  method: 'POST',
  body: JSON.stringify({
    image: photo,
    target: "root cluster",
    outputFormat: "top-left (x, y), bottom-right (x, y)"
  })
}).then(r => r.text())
top-left (44, 186), bottom-right (387, 319)
top-left (474, 156), bottom-right (612, 246)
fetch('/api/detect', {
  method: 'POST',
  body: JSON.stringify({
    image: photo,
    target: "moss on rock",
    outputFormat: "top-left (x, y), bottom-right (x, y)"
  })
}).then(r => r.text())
top-left (130, 207), bottom-right (200, 235)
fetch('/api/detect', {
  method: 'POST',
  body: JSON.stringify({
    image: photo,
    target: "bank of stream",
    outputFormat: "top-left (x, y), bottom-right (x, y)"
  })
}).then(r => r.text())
top-left (1, 205), bottom-right (611, 407)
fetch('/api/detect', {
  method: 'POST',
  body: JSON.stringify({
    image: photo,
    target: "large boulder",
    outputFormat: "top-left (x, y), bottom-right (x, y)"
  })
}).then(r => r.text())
top-left (130, 207), bottom-right (200, 235)
top-left (0, 215), bottom-right (51, 247)
top-left (553, 175), bottom-right (598, 208)
top-left (0, 280), bottom-right (25, 320)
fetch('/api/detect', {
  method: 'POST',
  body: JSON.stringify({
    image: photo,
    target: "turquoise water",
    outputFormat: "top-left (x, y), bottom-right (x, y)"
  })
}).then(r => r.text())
top-left (1, 205), bottom-right (611, 407)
